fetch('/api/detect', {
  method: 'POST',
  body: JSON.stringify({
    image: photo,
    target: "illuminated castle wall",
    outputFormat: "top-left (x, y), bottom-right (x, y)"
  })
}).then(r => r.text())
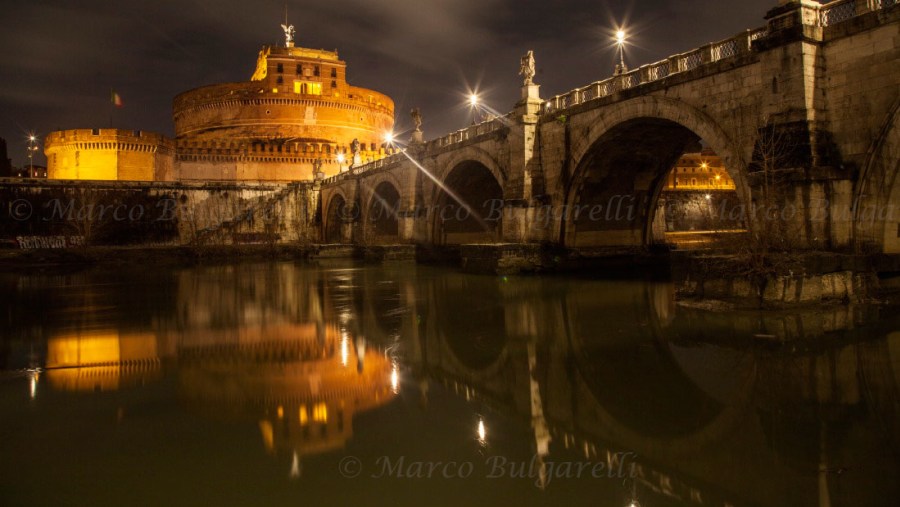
top-left (173, 44), bottom-right (395, 181)
top-left (44, 129), bottom-right (175, 181)
top-left (43, 40), bottom-right (395, 182)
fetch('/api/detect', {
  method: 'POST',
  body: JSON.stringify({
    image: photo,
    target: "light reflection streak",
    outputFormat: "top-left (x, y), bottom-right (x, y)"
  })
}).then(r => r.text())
top-left (390, 362), bottom-right (400, 393)
top-left (28, 369), bottom-right (40, 399)
top-left (399, 149), bottom-right (494, 233)
top-left (341, 332), bottom-right (349, 367)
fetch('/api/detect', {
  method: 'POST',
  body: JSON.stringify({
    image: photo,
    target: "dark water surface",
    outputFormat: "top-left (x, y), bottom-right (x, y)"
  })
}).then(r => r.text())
top-left (1, 261), bottom-right (898, 506)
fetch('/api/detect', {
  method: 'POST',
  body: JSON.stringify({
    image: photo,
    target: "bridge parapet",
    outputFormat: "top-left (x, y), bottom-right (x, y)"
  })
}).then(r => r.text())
top-left (544, 27), bottom-right (768, 115)
top-left (321, 152), bottom-right (406, 185)
top-left (545, 0), bottom-right (895, 117)
top-left (820, 0), bottom-right (896, 26)
top-left (424, 114), bottom-right (512, 150)
top-left (320, 114), bottom-right (513, 186)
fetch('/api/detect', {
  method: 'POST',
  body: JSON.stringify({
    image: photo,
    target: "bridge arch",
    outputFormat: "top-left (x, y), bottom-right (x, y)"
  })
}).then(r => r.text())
top-left (854, 99), bottom-right (900, 253)
top-left (563, 96), bottom-right (750, 248)
top-left (433, 146), bottom-right (507, 188)
top-left (564, 281), bottom-right (757, 454)
top-left (433, 274), bottom-right (510, 376)
top-left (361, 175), bottom-right (403, 244)
top-left (323, 191), bottom-right (349, 244)
top-left (430, 154), bottom-right (505, 245)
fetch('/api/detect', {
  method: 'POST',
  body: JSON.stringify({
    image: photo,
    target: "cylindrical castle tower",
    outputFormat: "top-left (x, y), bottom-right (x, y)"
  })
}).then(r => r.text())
top-left (43, 129), bottom-right (175, 181)
top-left (173, 45), bottom-right (395, 181)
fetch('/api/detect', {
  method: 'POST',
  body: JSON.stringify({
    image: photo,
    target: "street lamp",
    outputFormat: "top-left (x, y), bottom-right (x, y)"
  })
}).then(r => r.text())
top-left (468, 93), bottom-right (480, 125)
top-left (336, 152), bottom-right (346, 172)
top-left (26, 133), bottom-right (39, 178)
top-left (615, 29), bottom-right (628, 75)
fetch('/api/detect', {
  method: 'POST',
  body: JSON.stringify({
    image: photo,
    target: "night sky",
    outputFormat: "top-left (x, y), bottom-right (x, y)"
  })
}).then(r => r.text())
top-left (0, 0), bottom-right (776, 166)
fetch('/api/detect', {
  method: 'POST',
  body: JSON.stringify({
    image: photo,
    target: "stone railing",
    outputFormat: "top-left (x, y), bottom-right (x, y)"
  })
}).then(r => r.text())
top-left (424, 115), bottom-right (508, 150)
top-left (544, 0), bottom-right (894, 116)
top-left (820, 0), bottom-right (896, 26)
top-left (544, 27), bottom-right (768, 115)
top-left (348, 152), bottom-right (405, 175)
top-left (320, 151), bottom-right (406, 184)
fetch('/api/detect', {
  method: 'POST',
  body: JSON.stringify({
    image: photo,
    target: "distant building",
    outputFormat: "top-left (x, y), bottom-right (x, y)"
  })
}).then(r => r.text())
top-left (42, 30), bottom-right (395, 183)
top-left (13, 164), bottom-right (47, 179)
top-left (0, 138), bottom-right (12, 177)
top-left (657, 149), bottom-right (742, 233)
top-left (662, 149), bottom-right (736, 191)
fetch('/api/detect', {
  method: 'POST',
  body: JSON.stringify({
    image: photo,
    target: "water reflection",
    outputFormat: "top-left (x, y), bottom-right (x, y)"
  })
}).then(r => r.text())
top-left (45, 330), bottom-right (160, 391)
top-left (1, 262), bottom-right (899, 505)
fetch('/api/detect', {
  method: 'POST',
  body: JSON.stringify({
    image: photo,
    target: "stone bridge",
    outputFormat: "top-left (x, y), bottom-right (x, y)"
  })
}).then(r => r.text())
top-left (320, 0), bottom-right (900, 256)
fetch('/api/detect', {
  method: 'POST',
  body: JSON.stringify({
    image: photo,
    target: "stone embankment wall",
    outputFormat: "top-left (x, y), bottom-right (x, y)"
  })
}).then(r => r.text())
top-left (0, 179), bottom-right (319, 247)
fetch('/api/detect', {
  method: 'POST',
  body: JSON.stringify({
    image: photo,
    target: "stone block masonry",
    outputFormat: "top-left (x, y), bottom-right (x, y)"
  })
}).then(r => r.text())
top-left (0, 178), bottom-right (319, 247)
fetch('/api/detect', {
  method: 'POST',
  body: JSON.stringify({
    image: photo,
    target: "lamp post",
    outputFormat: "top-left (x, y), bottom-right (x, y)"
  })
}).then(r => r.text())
top-left (469, 93), bottom-right (479, 125)
top-left (615, 30), bottom-right (627, 75)
top-left (26, 134), bottom-right (38, 178)
top-left (336, 152), bottom-right (346, 173)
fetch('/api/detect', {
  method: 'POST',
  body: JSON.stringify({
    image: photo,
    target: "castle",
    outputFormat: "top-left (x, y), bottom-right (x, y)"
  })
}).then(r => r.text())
top-left (43, 28), bottom-right (395, 182)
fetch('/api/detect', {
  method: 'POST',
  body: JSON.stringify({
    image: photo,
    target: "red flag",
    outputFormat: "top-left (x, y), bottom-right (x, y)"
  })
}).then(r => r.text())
top-left (110, 90), bottom-right (123, 108)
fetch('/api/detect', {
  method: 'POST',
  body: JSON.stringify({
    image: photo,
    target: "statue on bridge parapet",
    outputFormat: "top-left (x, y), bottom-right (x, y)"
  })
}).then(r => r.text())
top-left (409, 108), bottom-right (424, 145)
top-left (519, 50), bottom-right (536, 86)
top-left (312, 158), bottom-right (324, 180)
top-left (411, 108), bottom-right (422, 131)
top-left (519, 50), bottom-right (541, 102)
top-left (350, 138), bottom-right (362, 167)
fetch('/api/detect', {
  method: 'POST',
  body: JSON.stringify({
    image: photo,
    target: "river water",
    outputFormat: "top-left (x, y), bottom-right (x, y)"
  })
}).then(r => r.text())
top-left (1, 261), bottom-right (898, 506)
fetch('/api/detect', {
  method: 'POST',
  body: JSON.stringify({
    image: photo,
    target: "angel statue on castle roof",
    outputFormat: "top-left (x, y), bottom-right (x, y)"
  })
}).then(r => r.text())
top-left (281, 23), bottom-right (295, 46)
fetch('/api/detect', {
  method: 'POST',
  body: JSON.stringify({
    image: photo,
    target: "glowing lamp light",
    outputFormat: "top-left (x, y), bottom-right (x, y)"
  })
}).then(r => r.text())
top-left (705, 194), bottom-right (712, 200)
top-left (29, 135), bottom-right (36, 142)
top-left (616, 30), bottom-right (626, 44)
top-left (477, 418), bottom-right (487, 444)
top-left (469, 94), bottom-right (479, 107)
top-left (336, 153), bottom-right (346, 164)
top-left (383, 132), bottom-right (395, 145)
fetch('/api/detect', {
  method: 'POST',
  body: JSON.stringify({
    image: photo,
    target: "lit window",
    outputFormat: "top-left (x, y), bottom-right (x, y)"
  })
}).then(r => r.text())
top-left (295, 82), bottom-right (322, 95)
top-left (299, 405), bottom-right (308, 425)
top-left (313, 403), bottom-right (327, 422)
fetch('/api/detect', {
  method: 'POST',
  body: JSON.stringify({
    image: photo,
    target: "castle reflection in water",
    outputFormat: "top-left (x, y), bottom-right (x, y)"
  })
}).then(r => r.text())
top-left (3, 262), bottom-right (899, 506)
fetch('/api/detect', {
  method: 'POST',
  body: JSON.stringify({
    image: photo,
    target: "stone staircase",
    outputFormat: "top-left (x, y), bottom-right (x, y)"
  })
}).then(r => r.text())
top-left (190, 183), bottom-right (301, 246)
